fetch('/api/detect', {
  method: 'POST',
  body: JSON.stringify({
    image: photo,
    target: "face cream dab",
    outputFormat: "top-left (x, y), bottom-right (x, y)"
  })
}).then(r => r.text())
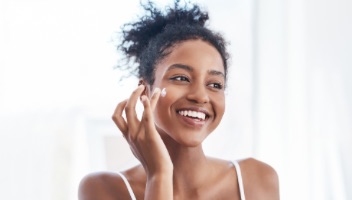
top-left (161, 88), bottom-right (167, 97)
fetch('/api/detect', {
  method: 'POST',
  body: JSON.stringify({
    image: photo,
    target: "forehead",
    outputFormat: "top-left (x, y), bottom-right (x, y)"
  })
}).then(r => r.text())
top-left (156, 39), bottom-right (225, 74)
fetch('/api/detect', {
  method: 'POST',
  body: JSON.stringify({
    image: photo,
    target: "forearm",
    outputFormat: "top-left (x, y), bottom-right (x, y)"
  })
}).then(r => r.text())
top-left (145, 173), bottom-right (173, 200)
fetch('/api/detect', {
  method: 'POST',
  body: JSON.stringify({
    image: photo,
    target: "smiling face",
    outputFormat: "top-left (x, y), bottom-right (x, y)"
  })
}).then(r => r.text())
top-left (148, 39), bottom-right (225, 147)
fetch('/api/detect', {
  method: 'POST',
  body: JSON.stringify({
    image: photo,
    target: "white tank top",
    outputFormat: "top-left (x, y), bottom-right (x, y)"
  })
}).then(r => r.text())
top-left (117, 160), bottom-right (245, 200)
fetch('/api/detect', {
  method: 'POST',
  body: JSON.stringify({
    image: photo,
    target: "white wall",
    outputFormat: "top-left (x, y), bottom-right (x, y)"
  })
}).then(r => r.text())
top-left (254, 0), bottom-right (352, 199)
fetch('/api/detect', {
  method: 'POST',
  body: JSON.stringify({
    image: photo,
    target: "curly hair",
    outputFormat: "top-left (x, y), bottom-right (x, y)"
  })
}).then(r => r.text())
top-left (116, 0), bottom-right (229, 85)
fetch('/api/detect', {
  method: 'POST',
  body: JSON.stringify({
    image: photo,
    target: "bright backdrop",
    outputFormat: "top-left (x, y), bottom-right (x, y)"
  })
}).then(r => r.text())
top-left (0, 0), bottom-right (351, 199)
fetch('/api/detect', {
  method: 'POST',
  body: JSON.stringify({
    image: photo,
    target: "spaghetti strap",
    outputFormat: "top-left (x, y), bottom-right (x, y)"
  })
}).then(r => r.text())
top-left (117, 172), bottom-right (137, 200)
top-left (232, 161), bottom-right (246, 200)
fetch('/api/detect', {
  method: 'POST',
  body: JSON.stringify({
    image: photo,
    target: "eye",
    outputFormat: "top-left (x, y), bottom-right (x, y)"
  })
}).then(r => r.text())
top-left (208, 82), bottom-right (223, 90)
top-left (170, 75), bottom-right (190, 82)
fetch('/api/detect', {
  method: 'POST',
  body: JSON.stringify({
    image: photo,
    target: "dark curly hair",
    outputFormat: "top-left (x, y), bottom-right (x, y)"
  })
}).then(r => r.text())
top-left (116, 0), bottom-right (229, 85)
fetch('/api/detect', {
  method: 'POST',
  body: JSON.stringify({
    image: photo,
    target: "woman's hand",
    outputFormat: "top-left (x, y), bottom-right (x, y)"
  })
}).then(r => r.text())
top-left (112, 85), bottom-right (173, 177)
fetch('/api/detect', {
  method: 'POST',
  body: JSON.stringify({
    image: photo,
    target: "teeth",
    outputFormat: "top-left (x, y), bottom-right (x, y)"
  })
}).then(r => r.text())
top-left (178, 110), bottom-right (206, 120)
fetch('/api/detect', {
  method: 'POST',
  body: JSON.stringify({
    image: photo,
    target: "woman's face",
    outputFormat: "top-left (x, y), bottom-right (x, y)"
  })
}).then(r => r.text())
top-left (151, 39), bottom-right (225, 147)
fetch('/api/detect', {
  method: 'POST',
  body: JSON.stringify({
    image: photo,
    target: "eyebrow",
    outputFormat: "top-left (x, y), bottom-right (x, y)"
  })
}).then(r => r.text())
top-left (166, 63), bottom-right (225, 78)
top-left (208, 70), bottom-right (225, 78)
top-left (167, 64), bottom-right (193, 72)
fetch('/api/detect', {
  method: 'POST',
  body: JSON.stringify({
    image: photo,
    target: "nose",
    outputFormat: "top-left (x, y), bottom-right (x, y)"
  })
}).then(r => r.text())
top-left (186, 84), bottom-right (210, 104)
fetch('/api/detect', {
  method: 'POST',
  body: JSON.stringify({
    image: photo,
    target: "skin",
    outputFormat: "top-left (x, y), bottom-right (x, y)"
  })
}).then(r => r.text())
top-left (78, 39), bottom-right (280, 200)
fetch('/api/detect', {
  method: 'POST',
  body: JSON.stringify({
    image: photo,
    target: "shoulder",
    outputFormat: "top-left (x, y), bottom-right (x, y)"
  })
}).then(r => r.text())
top-left (78, 171), bottom-right (131, 200)
top-left (239, 157), bottom-right (280, 200)
top-left (239, 157), bottom-right (279, 182)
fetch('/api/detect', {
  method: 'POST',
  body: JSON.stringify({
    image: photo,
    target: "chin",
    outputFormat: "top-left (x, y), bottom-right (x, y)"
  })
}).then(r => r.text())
top-left (157, 126), bottom-right (210, 147)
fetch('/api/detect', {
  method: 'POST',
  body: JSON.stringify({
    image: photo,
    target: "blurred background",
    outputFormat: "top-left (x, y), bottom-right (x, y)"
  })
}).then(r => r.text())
top-left (0, 0), bottom-right (351, 199)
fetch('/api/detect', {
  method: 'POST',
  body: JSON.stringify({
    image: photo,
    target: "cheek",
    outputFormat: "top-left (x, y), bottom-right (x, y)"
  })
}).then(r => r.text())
top-left (153, 87), bottom-right (181, 126)
top-left (157, 87), bottom-right (183, 108)
top-left (214, 95), bottom-right (225, 119)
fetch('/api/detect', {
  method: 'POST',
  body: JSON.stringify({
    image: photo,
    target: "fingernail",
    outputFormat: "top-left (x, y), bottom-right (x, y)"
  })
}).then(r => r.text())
top-left (152, 88), bottom-right (160, 96)
top-left (141, 95), bottom-right (147, 102)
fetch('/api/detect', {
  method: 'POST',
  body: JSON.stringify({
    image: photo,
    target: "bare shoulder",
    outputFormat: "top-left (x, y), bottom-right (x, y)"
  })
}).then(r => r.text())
top-left (78, 171), bottom-right (131, 200)
top-left (239, 157), bottom-right (279, 181)
top-left (239, 158), bottom-right (280, 200)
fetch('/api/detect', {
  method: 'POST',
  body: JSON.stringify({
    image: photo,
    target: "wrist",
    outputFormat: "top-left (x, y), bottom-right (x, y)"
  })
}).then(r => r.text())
top-left (147, 168), bottom-right (173, 181)
top-left (145, 172), bottom-right (173, 200)
top-left (146, 161), bottom-right (173, 179)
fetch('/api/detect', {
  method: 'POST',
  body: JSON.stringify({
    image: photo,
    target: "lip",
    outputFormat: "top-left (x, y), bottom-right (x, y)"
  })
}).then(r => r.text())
top-left (175, 107), bottom-right (211, 128)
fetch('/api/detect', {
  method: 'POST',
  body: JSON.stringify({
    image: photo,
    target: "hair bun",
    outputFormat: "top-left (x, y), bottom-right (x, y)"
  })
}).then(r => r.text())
top-left (118, 0), bottom-right (209, 63)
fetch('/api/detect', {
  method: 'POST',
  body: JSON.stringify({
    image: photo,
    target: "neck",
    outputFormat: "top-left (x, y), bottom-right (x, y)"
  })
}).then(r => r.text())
top-left (160, 134), bottom-right (212, 194)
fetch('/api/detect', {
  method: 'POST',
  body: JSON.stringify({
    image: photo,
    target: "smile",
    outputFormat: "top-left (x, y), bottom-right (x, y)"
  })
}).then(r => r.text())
top-left (177, 110), bottom-right (208, 121)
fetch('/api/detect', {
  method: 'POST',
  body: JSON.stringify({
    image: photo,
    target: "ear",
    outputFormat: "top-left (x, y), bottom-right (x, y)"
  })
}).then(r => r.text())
top-left (138, 79), bottom-right (151, 97)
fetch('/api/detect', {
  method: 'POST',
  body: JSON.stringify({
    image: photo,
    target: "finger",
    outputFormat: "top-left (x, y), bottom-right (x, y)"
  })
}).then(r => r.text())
top-left (141, 95), bottom-right (157, 139)
top-left (112, 99), bottom-right (128, 135)
top-left (125, 85), bottom-right (145, 132)
top-left (150, 87), bottom-right (161, 111)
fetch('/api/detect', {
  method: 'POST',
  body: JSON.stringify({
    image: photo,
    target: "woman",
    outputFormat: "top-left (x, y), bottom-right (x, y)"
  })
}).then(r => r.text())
top-left (79, 1), bottom-right (279, 199)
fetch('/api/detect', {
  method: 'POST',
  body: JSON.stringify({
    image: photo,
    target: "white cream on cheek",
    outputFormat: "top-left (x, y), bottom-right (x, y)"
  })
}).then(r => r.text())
top-left (161, 88), bottom-right (167, 97)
